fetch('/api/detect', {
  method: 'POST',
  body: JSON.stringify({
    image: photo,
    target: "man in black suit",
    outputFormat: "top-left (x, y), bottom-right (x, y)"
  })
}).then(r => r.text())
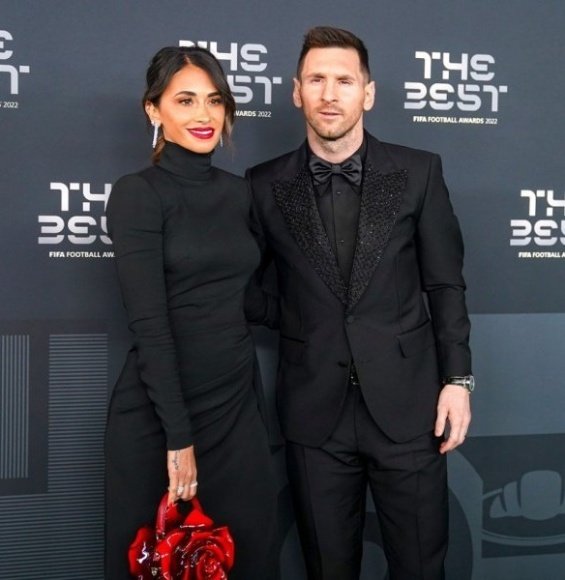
top-left (247, 26), bottom-right (473, 580)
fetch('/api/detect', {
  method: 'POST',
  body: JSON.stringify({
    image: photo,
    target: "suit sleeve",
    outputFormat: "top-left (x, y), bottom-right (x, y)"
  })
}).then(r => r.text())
top-left (244, 171), bottom-right (280, 329)
top-left (106, 174), bottom-right (192, 450)
top-left (415, 154), bottom-right (472, 378)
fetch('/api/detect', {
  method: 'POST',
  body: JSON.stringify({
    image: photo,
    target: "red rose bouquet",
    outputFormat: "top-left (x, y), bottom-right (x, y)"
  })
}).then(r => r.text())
top-left (128, 493), bottom-right (235, 579)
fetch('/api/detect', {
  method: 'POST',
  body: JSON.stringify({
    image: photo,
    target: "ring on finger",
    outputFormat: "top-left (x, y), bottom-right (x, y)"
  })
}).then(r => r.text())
top-left (189, 481), bottom-right (198, 489)
top-left (176, 485), bottom-right (185, 495)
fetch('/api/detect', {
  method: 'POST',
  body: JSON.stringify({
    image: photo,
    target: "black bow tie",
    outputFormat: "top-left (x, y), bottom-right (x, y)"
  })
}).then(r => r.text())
top-left (309, 153), bottom-right (363, 186)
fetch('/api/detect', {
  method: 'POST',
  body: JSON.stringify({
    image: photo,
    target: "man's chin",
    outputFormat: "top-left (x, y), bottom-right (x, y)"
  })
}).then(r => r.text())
top-left (312, 127), bottom-right (346, 142)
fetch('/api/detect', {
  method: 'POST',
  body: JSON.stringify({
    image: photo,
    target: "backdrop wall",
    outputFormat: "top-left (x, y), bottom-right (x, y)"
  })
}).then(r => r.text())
top-left (1, 1), bottom-right (564, 578)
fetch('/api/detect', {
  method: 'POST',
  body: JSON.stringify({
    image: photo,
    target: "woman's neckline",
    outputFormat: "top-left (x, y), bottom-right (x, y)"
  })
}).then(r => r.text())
top-left (157, 141), bottom-right (213, 181)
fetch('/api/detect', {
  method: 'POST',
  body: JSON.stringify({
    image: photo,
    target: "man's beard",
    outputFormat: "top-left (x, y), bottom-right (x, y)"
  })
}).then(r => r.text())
top-left (309, 122), bottom-right (351, 142)
top-left (307, 112), bottom-right (360, 143)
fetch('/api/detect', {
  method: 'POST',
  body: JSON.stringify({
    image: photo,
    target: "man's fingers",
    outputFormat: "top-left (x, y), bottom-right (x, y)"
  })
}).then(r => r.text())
top-left (439, 413), bottom-right (469, 453)
top-left (440, 430), bottom-right (462, 454)
top-left (436, 384), bottom-right (472, 453)
top-left (434, 408), bottom-right (447, 437)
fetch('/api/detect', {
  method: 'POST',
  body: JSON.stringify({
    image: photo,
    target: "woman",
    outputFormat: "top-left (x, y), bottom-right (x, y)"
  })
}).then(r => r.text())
top-left (105, 46), bottom-right (278, 579)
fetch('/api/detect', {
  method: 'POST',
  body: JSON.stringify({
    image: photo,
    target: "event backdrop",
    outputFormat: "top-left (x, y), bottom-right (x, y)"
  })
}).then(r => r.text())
top-left (1, 1), bottom-right (564, 578)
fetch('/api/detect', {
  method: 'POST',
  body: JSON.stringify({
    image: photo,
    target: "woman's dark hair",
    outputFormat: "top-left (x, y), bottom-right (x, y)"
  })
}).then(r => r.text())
top-left (296, 26), bottom-right (371, 82)
top-left (143, 46), bottom-right (236, 162)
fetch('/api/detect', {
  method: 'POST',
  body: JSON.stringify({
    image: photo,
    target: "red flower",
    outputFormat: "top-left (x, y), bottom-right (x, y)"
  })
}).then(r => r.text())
top-left (128, 495), bottom-right (235, 579)
top-left (128, 526), bottom-right (155, 579)
top-left (174, 527), bottom-right (235, 579)
top-left (156, 529), bottom-right (188, 579)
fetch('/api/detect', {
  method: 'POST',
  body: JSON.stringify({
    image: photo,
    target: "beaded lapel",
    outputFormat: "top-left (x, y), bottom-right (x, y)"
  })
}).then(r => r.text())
top-left (347, 164), bottom-right (407, 309)
top-left (272, 144), bottom-right (407, 309)
top-left (273, 167), bottom-right (348, 304)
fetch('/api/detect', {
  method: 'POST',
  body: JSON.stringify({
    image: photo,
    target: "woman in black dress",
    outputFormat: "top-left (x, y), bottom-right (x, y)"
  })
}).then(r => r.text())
top-left (105, 46), bottom-right (278, 579)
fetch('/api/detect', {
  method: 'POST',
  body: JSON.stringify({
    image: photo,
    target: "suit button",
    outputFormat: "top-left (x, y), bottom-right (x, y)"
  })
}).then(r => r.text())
top-left (346, 315), bottom-right (355, 324)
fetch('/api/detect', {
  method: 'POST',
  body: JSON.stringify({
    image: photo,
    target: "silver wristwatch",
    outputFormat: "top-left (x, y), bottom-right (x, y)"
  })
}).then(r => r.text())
top-left (443, 375), bottom-right (475, 393)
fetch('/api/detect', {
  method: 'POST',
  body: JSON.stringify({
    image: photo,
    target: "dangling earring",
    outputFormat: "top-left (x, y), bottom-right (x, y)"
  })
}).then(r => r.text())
top-left (151, 121), bottom-right (160, 149)
top-left (219, 134), bottom-right (224, 148)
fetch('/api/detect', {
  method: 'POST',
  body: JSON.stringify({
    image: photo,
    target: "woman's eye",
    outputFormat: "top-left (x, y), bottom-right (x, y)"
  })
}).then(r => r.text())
top-left (209, 97), bottom-right (224, 106)
top-left (179, 98), bottom-right (193, 106)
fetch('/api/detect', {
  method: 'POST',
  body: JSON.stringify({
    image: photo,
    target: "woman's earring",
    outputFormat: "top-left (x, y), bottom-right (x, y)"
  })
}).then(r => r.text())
top-left (219, 134), bottom-right (224, 148)
top-left (151, 121), bottom-right (160, 149)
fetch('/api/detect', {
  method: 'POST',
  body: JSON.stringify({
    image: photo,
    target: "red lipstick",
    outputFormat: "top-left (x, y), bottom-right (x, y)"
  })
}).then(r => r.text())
top-left (188, 127), bottom-right (215, 139)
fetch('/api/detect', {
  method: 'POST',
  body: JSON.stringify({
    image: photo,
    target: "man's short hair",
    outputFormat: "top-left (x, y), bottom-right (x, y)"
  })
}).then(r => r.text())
top-left (296, 26), bottom-right (371, 81)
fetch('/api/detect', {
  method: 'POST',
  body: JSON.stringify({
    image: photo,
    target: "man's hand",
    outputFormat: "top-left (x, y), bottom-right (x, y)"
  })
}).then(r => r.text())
top-left (434, 384), bottom-right (472, 454)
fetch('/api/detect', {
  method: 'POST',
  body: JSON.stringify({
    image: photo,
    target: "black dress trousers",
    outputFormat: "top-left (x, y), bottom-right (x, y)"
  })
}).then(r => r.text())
top-left (286, 383), bottom-right (448, 580)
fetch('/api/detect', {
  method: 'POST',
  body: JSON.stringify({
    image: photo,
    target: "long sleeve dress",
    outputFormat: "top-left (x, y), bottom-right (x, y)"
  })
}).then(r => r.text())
top-left (105, 141), bottom-right (278, 579)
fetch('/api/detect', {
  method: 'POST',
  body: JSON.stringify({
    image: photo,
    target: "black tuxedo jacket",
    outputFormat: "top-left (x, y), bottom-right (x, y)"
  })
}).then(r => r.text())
top-left (247, 132), bottom-right (471, 447)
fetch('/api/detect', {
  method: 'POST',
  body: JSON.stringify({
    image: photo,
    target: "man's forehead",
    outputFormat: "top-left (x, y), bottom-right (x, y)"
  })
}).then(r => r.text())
top-left (301, 47), bottom-right (363, 75)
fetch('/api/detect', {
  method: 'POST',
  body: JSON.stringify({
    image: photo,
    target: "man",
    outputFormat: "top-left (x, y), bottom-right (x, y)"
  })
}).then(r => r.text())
top-left (247, 26), bottom-right (473, 580)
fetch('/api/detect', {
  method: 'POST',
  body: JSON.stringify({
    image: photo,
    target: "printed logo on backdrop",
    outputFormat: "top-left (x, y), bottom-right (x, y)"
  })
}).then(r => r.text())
top-left (404, 52), bottom-right (508, 126)
top-left (38, 182), bottom-right (114, 260)
top-left (0, 30), bottom-right (30, 109)
top-left (461, 435), bottom-right (565, 558)
top-left (179, 40), bottom-right (282, 119)
top-left (510, 188), bottom-right (565, 260)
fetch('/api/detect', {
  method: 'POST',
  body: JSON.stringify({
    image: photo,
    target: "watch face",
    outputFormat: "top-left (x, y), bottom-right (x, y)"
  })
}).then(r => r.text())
top-left (466, 376), bottom-right (475, 391)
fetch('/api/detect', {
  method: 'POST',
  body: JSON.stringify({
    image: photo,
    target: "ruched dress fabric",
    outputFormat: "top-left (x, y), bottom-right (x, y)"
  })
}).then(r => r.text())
top-left (104, 142), bottom-right (278, 579)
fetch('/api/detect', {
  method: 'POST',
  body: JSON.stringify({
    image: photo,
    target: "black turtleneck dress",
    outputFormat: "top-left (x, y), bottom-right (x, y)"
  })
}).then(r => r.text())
top-left (105, 142), bottom-right (278, 579)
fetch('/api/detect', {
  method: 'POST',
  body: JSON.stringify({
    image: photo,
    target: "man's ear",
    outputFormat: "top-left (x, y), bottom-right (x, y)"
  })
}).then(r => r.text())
top-left (363, 80), bottom-right (376, 112)
top-left (292, 78), bottom-right (303, 109)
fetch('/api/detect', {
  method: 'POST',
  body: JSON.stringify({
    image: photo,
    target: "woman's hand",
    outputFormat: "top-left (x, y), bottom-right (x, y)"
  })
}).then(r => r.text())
top-left (167, 445), bottom-right (197, 504)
